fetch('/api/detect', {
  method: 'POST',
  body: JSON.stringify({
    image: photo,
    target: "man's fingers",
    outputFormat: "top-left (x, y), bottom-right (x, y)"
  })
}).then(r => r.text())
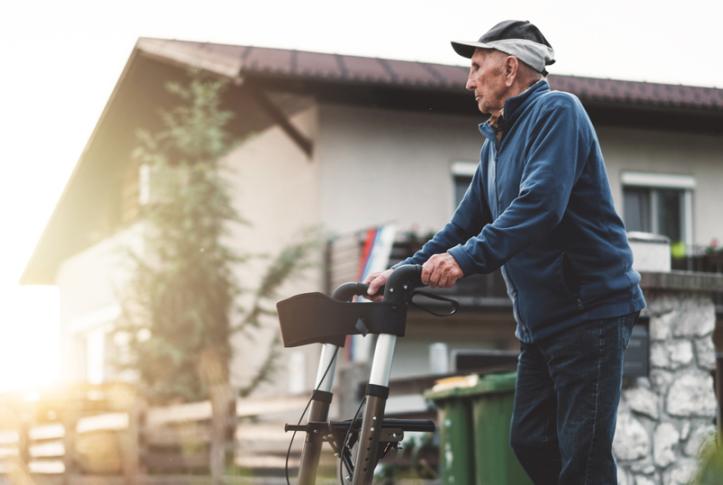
top-left (367, 278), bottom-right (381, 295)
top-left (433, 273), bottom-right (442, 287)
top-left (364, 269), bottom-right (393, 299)
top-left (438, 275), bottom-right (450, 288)
top-left (444, 275), bottom-right (458, 288)
top-left (363, 272), bottom-right (379, 285)
top-left (367, 271), bottom-right (390, 297)
top-left (443, 266), bottom-right (459, 287)
top-left (433, 266), bottom-right (458, 288)
top-left (429, 267), bottom-right (443, 287)
top-left (420, 253), bottom-right (463, 288)
top-left (423, 258), bottom-right (440, 287)
top-left (421, 263), bottom-right (432, 285)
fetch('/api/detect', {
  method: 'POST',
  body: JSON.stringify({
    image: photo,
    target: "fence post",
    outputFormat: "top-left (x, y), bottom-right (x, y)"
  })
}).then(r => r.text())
top-left (209, 384), bottom-right (234, 485)
top-left (61, 410), bottom-right (79, 485)
top-left (121, 399), bottom-right (146, 484)
top-left (16, 418), bottom-right (31, 478)
top-left (227, 393), bottom-right (237, 472)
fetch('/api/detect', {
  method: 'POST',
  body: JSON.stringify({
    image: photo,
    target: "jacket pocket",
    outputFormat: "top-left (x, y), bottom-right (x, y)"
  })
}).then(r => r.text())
top-left (511, 251), bottom-right (582, 326)
top-left (558, 251), bottom-right (580, 299)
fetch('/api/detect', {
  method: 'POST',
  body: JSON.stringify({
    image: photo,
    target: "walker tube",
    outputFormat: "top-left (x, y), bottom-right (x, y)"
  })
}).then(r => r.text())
top-left (314, 343), bottom-right (338, 392)
top-left (368, 334), bottom-right (397, 387)
top-left (350, 265), bottom-right (424, 484)
top-left (297, 282), bottom-right (366, 484)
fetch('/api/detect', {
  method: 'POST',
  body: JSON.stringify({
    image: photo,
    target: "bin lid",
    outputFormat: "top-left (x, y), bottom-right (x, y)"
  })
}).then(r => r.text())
top-left (425, 372), bottom-right (517, 400)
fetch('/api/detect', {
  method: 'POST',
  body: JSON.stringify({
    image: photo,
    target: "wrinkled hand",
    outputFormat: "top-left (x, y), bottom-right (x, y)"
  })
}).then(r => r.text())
top-left (422, 253), bottom-right (463, 288)
top-left (364, 269), bottom-right (393, 301)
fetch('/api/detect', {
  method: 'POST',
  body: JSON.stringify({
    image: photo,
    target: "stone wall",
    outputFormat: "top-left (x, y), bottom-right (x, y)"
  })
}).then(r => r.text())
top-left (614, 290), bottom-right (719, 485)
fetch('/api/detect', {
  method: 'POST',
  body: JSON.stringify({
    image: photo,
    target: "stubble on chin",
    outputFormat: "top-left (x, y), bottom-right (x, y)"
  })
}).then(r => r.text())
top-left (475, 98), bottom-right (489, 115)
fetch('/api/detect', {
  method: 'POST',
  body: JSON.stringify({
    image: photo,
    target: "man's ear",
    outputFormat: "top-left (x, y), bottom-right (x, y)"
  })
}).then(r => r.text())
top-left (504, 56), bottom-right (519, 86)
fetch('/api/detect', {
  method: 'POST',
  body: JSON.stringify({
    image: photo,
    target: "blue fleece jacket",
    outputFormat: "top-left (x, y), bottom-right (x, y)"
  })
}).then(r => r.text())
top-left (399, 79), bottom-right (645, 342)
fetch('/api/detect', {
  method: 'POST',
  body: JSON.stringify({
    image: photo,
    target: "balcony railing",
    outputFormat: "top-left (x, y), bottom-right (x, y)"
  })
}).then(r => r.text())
top-left (324, 230), bottom-right (510, 308)
top-left (325, 230), bottom-right (723, 312)
top-left (671, 247), bottom-right (723, 273)
top-left (672, 247), bottom-right (723, 311)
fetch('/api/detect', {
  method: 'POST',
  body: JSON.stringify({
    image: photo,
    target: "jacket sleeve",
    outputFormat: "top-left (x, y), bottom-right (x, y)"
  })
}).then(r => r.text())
top-left (447, 96), bottom-right (591, 275)
top-left (394, 161), bottom-right (490, 268)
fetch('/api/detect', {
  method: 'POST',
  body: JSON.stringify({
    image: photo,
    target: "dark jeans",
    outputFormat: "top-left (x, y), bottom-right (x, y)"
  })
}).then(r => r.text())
top-left (510, 312), bottom-right (638, 485)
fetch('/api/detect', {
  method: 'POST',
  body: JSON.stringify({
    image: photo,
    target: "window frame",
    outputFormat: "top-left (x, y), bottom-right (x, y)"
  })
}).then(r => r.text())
top-left (621, 171), bottom-right (695, 246)
top-left (450, 161), bottom-right (478, 209)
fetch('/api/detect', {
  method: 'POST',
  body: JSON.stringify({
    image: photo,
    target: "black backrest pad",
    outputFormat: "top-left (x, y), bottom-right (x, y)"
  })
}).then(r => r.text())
top-left (276, 292), bottom-right (408, 348)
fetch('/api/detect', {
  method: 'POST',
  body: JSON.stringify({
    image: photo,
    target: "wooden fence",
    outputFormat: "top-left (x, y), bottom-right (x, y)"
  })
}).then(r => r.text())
top-left (0, 384), bottom-right (327, 483)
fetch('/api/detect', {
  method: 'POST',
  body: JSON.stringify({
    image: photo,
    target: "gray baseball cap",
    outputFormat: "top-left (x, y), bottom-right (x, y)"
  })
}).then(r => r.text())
top-left (452, 20), bottom-right (555, 75)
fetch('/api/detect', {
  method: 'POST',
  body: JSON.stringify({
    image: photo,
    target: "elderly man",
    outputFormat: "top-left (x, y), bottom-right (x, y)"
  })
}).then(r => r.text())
top-left (366, 20), bottom-right (645, 485)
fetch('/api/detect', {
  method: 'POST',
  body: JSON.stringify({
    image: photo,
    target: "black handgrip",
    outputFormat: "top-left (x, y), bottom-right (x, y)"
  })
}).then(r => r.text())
top-left (384, 264), bottom-right (424, 305)
top-left (332, 282), bottom-right (370, 302)
top-left (330, 264), bottom-right (423, 304)
top-left (332, 282), bottom-right (388, 301)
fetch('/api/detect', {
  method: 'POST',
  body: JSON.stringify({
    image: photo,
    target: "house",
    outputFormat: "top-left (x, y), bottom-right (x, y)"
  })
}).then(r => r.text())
top-left (21, 38), bottom-right (723, 404)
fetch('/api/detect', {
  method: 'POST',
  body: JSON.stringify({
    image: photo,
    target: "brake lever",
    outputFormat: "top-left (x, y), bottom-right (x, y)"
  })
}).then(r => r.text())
top-left (409, 290), bottom-right (459, 317)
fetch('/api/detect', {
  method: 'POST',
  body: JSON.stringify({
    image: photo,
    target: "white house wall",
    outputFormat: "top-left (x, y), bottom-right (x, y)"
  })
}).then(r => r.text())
top-left (317, 103), bottom-right (723, 248)
top-left (316, 103), bottom-right (485, 236)
top-left (600, 126), bottom-right (723, 246)
top-left (55, 224), bottom-right (145, 382)
top-left (225, 104), bottom-right (321, 263)
top-left (223, 103), bottom-right (324, 395)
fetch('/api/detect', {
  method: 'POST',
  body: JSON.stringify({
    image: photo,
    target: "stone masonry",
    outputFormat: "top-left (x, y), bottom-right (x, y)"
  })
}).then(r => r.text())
top-left (613, 290), bottom-right (718, 485)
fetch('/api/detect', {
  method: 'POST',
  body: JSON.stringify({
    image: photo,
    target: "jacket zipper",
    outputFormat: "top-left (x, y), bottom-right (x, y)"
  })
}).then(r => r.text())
top-left (488, 134), bottom-right (531, 341)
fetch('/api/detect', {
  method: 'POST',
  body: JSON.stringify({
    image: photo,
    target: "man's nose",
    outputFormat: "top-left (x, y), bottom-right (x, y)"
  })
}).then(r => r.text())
top-left (465, 77), bottom-right (475, 91)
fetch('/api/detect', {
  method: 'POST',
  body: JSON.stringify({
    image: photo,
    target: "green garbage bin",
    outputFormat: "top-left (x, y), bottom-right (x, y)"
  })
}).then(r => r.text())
top-left (425, 372), bottom-right (532, 485)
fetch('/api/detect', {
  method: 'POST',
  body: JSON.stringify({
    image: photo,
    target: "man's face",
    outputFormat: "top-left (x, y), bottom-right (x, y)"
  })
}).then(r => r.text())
top-left (465, 49), bottom-right (508, 115)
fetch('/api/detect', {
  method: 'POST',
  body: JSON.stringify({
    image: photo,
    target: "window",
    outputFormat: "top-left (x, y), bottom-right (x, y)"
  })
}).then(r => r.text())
top-left (68, 305), bottom-right (121, 384)
top-left (451, 161), bottom-right (477, 206)
top-left (621, 172), bottom-right (694, 246)
top-left (85, 327), bottom-right (107, 385)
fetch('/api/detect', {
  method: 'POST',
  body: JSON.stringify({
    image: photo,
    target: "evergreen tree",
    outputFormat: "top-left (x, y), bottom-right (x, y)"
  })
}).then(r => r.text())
top-left (116, 72), bottom-right (313, 405)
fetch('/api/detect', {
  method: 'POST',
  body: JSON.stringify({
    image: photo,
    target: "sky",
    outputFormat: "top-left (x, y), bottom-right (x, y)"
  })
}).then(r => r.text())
top-left (0, 0), bottom-right (721, 392)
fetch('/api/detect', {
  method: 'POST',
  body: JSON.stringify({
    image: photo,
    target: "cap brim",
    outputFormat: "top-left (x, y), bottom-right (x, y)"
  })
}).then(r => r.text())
top-left (451, 40), bottom-right (493, 58)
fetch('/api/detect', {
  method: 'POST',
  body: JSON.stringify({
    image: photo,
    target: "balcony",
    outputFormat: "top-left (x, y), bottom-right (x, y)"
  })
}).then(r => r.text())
top-left (325, 229), bottom-right (723, 314)
top-left (672, 245), bottom-right (723, 273)
top-left (324, 229), bottom-right (510, 308)
top-left (671, 244), bottom-right (723, 312)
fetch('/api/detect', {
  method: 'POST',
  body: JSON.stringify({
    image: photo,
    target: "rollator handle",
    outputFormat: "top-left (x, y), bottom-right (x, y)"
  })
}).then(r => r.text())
top-left (331, 264), bottom-right (422, 303)
top-left (383, 264), bottom-right (423, 305)
top-left (332, 282), bottom-right (371, 302)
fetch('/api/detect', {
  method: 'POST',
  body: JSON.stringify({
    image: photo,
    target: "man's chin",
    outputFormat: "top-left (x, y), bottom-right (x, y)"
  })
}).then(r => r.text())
top-left (477, 101), bottom-right (492, 115)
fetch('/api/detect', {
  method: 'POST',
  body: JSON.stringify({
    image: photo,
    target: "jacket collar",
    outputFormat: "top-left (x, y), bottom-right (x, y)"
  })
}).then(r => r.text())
top-left (479, 79), bottom-right (550, 140)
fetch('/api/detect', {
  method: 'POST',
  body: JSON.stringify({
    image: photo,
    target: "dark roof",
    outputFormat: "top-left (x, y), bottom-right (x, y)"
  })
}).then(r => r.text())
top-left (137, 38), bottom-right (723, 113)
